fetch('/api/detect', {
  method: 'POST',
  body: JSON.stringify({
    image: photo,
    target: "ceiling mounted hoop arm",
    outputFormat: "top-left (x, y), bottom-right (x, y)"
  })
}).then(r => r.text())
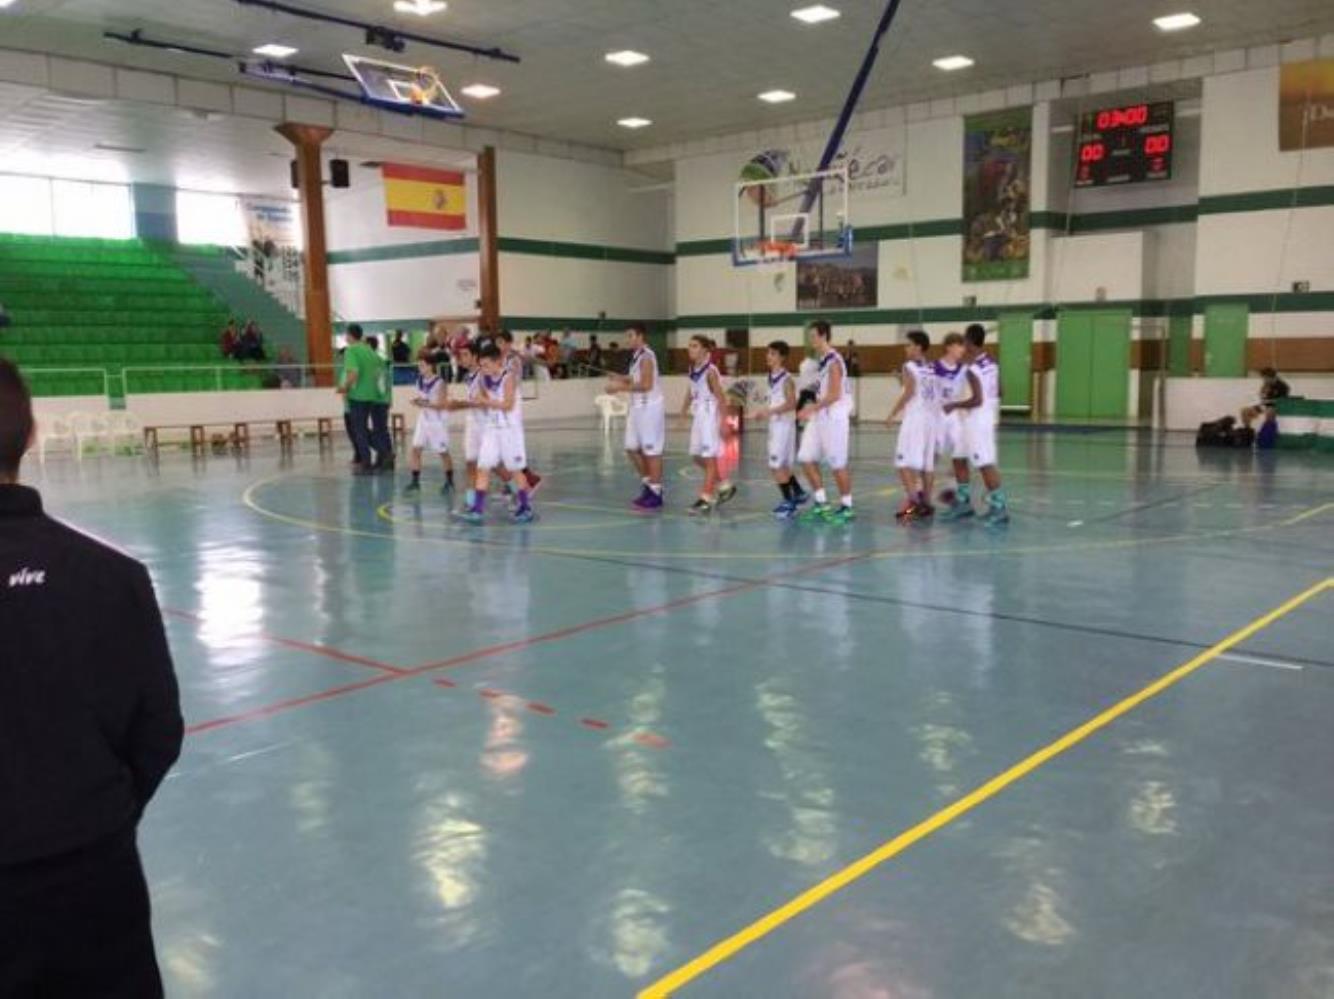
top-left (232, 0), bottom-right (521, 64)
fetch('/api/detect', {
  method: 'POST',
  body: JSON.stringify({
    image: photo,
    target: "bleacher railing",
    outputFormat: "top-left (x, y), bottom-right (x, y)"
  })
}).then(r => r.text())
top-left (228, 244), bottom-right (305, 319)
top-left (21, 367), bottom-right (111, 398)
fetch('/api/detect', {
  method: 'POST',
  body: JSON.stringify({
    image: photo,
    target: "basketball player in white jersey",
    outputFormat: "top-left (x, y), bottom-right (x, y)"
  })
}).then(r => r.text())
top-left (944, 323), bottom-right (1008, 523)
top-left (934, 332), bottom-right (982, 517)
top-left (797, 321), bottom-right (855, 524)
top-left (681, 335), bottom-right (737, 515)
top-left (752, 340), bottom-right (809, 519)
top-left (606, 322), bottom-right (665, 510)
top-left (405, 349), bottom-right (457, 495)
top-left (496, 331), bottom-right (542, 496)
top-left (888, 330), bottom-right (940, 520)
top-left (457, 342), bottom-right (535, 524)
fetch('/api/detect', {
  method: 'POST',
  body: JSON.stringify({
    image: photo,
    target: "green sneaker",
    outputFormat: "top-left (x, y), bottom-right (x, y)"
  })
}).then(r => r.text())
top-left (798, 503), bottom-right (830, 525)
top-left (823, 504), bottom-right (856, 525)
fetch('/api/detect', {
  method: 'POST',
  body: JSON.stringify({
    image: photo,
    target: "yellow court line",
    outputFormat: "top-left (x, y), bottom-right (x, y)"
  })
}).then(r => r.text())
top-left (638, 575), bottom-right (1334, 998)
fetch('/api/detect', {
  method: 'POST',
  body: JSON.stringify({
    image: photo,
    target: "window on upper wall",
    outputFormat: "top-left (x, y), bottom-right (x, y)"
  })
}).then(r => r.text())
top-left (176, 190), bottom-right (247, 246)
top-left (52, 180), bottom-right (135, 239)
top-left (0, 174), bottom-right (55, 235)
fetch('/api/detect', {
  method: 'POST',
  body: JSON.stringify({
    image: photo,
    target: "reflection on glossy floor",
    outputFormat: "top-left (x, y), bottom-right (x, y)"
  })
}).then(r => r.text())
top-left (31, 423), bottom-right (1334, 998)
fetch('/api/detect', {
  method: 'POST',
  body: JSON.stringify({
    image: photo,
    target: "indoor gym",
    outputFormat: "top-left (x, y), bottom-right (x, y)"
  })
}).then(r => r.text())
top-left (3, 1), bottom-right (1334, 998)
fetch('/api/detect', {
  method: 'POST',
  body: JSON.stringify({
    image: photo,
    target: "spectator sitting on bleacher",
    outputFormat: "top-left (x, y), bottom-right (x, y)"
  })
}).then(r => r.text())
top-left (1240, 367), bottom-right (1290, 428)
top-left (220, 319), bottom-right (238, 359)
top-left (586, 335), bottom-right (603, 375)
top-left (239, 321), bottom-right (266, 362)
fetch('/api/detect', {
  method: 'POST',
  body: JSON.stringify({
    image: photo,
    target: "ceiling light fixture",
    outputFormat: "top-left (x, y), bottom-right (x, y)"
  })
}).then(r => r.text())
top-left (393, 0), bottom-right (447, 14)
top-left (1153, 12), bottom-right (1201, 31)
top-left (461, 83), bottom-right (500, 99)
top-left (791, 5), bottom-right (840, 24)
top-left (758, 89), bottom-right (797, 104)
top-left (932, 54), bottom-right (974, 71)
top-left (0, 0), bottom-right (19, 9)
top-left (605, 50), bottom-right (650, 67)
top-left (253, 43), bottom-right (298, 58)
top-left (617, 117), bottom-right (652, 129)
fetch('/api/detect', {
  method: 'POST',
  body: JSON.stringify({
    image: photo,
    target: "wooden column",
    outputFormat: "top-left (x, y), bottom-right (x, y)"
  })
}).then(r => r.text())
top-left (476, 145), bottom-right (501, 336)
top-left (276, 122), bottom-right (335, 382)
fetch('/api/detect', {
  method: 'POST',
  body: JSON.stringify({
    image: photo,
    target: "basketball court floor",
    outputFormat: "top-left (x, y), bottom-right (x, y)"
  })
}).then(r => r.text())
top-left (33, 423), bottom-right (1334, 998)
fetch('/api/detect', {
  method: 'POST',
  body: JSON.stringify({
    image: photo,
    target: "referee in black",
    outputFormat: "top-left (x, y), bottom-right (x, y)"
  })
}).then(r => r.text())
top-left (1, 359), bottom-right (183, 998)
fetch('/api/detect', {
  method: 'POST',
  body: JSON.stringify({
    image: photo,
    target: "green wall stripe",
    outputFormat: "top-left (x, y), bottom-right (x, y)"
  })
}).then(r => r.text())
top-left (675, 291), bottom-right (1334, 329)
top-left (329, 236), bottom-right (673, 266)
top-left (500, 315), bottom-right (675, 333)
top-left (498, 237), bottom-right (673, 265)
top-left (676, 238), bottom-right (733, 257)
top-left (328, 239), bottom-right (478, 264)
top-left (1198, 185), bottom-right (1334, 215)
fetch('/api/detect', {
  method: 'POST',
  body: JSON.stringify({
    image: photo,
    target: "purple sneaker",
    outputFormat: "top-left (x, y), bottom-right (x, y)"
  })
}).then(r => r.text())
top-left (633, 490), bottom-right (664, 511)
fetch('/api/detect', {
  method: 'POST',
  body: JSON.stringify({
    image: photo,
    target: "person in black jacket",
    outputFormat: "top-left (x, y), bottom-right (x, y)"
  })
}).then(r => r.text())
top-left (0, 359), bottom-right (183, 998)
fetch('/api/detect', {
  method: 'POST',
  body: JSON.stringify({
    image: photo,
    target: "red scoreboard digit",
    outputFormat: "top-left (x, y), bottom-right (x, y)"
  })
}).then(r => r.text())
top-left (1075, 101), bottom-right (1174, 188)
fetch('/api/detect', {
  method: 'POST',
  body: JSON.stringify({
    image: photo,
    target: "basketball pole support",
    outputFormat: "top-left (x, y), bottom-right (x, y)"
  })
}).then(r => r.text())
top-left (797, 0), bottom-right (906, 231)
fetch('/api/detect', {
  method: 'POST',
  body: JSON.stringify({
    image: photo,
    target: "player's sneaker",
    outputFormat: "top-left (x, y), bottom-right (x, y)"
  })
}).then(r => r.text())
top-left (895, 499), bottom-right (918, 521)
top-left (716, 483), bottom-right (738, 506)
top-left (824, 504), bottom-right (856, 525)
top-left (981, 502), bottom-right (1010, 526)
top-left (791, 490), bottom-right (812, 507)
top-left (512, 506), bottom-right (536, 524)
top-left (688, 498), bottom-right (714, 517)
top-left (452, 507), bottom-right (484, 525)
top-left (633, 490), bottom-right (664, 511)
top-left (772, 499), bottom-right (797, 520)
top-left (798, 503), bottom-right (830, 525)
top-left (403, 478), bottom-right (421, 494)
top-left (440, 480), bottom-right (455, 496)
top-left (940, 499), bottom-right (974, 521)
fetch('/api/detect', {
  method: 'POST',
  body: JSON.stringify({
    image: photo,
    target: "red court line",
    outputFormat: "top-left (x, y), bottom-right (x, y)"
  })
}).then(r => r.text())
top-left (186, 552), bottom-right (871, 736)
top-left (164, 608), bottom-right (408, 676)
top-left (185, 674), bottom-right (400, 735)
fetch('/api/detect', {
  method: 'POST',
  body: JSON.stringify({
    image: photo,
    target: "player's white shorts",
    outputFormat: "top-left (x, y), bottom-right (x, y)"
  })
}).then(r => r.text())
top-left (965, 409), bottom-right (998, 468)
top-left (767, 420), bottom-right (796, 470)
top-left (689, 412), bottom-right (722, 459)
top-left (411, 415), bottom-right (450, 454)
top-left (894, 412), bottom-right (935, 471)
top-left (624, 401), bottom-right (665, 457)
top-left (797, 412), bottom-right (850, 470)
top-left (936, 411), bottom-right (968, 461)
top-left (464, 419), bottom-right (482, 464)
top-left (478, 425), bottom-right (528, 472)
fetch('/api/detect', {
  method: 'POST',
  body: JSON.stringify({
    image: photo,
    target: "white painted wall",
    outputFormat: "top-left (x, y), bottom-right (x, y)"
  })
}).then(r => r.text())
top-left (1162, 375), bottom-right (1334, 430)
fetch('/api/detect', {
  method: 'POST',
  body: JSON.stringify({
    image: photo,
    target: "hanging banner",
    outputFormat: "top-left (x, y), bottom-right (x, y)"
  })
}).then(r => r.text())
top-left (240, 197), bottom-right (300, 252)
top-left (962, 108), bottom-right (1032, 282)
top-left (382, 162), bottom-right (468, 230)
top-left (1279, 59), bottom-right (1334, 151)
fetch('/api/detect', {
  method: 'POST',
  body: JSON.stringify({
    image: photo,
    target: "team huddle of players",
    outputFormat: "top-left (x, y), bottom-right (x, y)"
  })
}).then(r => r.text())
top-left (403, 331), bottom-right (542, 524)
top-left (403, 319), bottom-right (1007, 526)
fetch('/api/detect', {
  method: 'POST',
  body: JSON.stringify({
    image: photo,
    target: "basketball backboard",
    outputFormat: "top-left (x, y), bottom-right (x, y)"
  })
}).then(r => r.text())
top-left (343, 54), bottom-right (464, 120)
top-left (733, 164), bottom-right (853, 267)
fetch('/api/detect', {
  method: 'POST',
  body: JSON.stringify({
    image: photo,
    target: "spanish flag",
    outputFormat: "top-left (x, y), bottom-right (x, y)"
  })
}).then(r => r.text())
top-left (382, 163), bottom-right (468, 231)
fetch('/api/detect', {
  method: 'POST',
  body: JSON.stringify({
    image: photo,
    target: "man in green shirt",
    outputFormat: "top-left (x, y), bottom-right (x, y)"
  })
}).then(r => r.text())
top-left (367, 335), bottom-right (395, 472)
top-left (337, 325), bottom-right (391, 473)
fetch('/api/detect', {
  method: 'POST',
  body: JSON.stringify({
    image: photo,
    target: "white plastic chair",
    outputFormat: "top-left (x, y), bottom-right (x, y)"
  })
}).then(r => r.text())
top-left (38, 416), bottom-right (76, 464)
top-left (106, 411), bottom-right (144, 454)
top-left (69, 411), bottom-right (110, 460)
top-left (594, 394), bottom-right (629, 435)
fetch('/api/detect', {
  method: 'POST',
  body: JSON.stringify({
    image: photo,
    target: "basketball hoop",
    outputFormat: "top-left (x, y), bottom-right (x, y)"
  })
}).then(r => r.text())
top-left (757, 239), bottom-right (800, 261)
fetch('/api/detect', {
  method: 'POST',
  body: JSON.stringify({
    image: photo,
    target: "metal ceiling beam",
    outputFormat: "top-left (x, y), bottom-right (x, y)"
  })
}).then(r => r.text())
top-left (233, 0), bottom-right (521, 64)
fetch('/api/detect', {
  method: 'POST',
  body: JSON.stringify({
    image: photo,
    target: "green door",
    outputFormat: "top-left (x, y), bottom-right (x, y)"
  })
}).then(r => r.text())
top-left (1056, 313), bottom-right (1094, 419)
top-left (997, 312), bottom-right (1032, 411)
top-left (1057, 309), bottom-right (1131, 419)
top-left (1089, 311), bottom-right (1131, 418)
top-left (1167, 313), bottom-right (1192, 376)
top-left (1203, 304), bottom-right (1248, 377)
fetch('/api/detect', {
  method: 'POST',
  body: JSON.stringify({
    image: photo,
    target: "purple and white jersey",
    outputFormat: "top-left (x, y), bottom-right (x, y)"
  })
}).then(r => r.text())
top-left (969, 352), bottom-right (1001, 415)
top-left (933, 361), bottom-right (969, 406)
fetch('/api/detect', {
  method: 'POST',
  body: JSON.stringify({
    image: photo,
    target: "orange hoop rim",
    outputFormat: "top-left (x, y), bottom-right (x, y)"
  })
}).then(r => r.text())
top-left (756, 239), bottom-right (800, 260)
